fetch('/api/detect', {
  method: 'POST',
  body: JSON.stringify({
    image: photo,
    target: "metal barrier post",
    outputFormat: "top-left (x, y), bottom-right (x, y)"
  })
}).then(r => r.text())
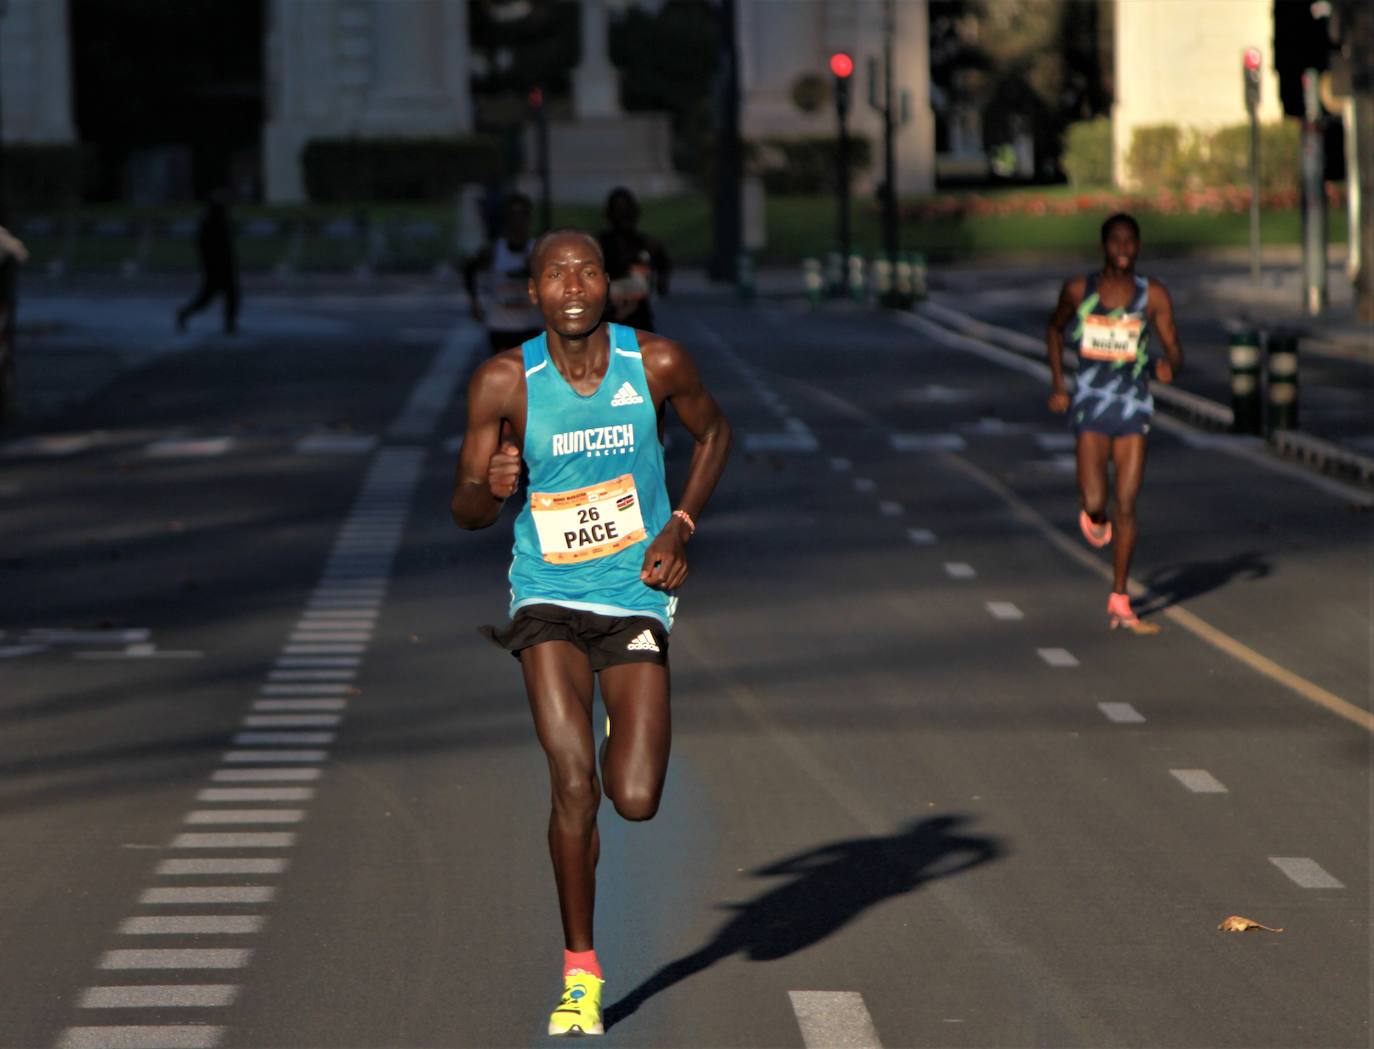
top-left (872, 255), bottom-right (893, 306)
top-left (1227, 329), bottom-right (1263, 434)
top-left (824, 249), bottom-right (844, 298)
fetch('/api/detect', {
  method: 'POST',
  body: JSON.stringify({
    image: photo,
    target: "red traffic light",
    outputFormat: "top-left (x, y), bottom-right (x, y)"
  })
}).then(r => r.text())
top-left (528, 86), bottom-right (544, 108)
top-left (829, 52), bottom-right (854, 79)
top-left (1243, 47), bottom-right (1262, 72)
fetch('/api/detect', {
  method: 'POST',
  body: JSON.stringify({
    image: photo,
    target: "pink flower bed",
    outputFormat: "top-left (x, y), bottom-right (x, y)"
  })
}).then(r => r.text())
top-left (900, 184), bottom-right (1346, 222)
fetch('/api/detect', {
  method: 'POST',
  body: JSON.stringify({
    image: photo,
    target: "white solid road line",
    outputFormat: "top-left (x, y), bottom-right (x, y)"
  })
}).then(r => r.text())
top-left (1098, 702), bottom-right (1146, 723)
top-left (1169, 769), bottom-right (1228, 793)
top-left (789, 991), bottom-right (884, 1049)
top-left (1269, 857), bottom-right (1345, 889)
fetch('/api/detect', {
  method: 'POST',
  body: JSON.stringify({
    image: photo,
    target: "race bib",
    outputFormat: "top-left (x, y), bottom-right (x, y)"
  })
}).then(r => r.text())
top-left (1080, 314), bottom-right (1143, 362)
top-left (531, 473), bottom-right (647, 564)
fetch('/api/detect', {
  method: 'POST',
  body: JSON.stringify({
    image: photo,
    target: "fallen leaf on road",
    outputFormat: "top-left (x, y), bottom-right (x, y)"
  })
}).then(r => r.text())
top-left (1218, 915), bottom-right (1283, 933)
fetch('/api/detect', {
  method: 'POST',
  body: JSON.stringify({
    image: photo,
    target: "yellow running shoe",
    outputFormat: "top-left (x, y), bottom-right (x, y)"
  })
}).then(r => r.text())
top-left (548, 970), bottom-right (604, 1036)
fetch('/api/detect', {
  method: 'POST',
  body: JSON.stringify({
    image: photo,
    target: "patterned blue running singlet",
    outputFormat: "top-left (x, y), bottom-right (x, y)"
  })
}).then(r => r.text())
top-left (1068, 272), bottom-right (1154, 437)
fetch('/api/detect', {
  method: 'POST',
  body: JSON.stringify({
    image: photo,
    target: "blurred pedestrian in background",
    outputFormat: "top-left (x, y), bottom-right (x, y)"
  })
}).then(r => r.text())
top-left (175, 189), bottom-right (239, 335)
top-left (0, 224), bottom-right (29, 265)
top-left (463, 191), bottom-right (543, 353)
top-left (597, 187), bottom-right (670, 332)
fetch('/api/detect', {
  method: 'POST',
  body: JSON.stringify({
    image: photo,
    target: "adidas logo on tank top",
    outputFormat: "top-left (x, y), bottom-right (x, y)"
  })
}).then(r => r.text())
top-left (610, 381), bottom-right (644, 407)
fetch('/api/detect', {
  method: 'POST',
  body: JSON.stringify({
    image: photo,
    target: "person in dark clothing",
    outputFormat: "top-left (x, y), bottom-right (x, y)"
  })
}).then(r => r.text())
top-left (596, 187), bottom-right (670, 333)
top-left (176, 190), bottom-right (239, 334)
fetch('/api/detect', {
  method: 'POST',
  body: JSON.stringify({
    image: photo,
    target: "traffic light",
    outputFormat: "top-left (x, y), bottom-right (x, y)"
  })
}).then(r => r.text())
top-left (1272, 1), bottom-right (1332, 116)
top-left (1243, 46), bottom-right (1262, 113)
top-left (830, 51), bottom-right (853, 115)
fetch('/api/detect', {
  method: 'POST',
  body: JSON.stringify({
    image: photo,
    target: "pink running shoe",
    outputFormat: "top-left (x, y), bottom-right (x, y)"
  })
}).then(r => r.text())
top-left (1107, 592), bottom-right (1160, 634)
top-left (1079, 510), bottom-right (1112, 548)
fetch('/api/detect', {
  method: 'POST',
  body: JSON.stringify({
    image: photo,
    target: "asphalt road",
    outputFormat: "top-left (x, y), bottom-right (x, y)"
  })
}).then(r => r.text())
top-left (1, 286), bottom-right (1369, 1049)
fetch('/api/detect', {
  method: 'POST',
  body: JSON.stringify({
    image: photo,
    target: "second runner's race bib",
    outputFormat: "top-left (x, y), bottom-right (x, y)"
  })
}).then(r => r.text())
top-left (531, 473), bottom-right (647, 564)
top-left (1080, 314), bottom-right (1144, 362)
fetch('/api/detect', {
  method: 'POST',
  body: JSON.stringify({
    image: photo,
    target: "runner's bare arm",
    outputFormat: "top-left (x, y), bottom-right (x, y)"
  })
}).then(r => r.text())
top-left (638, 336), bottom-right (732, 590)
top-left (1046, 277), bottom-right (1084, 412)
top-left (1148, 279), bottom-right (1183, 382)
top-left (451, 354), bottom-right (524, 530)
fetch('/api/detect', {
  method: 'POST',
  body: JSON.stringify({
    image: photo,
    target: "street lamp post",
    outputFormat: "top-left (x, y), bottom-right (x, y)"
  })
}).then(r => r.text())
top-left (0, 0), bottom-right (17, 427)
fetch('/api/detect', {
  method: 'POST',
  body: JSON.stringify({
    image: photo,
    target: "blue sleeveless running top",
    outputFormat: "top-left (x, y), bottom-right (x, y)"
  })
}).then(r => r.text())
top-left (508, 324), bottom-right (675, 628)
top-left (1068, 272), bottom-right (1154, 435)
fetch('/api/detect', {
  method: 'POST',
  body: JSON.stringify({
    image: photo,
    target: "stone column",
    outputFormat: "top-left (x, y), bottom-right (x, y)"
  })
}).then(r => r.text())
top-left (573, 0), bottom-right (621, 120)
top-left (0, 0), bottom-right (77, 143)
top-left (361, 0), bottom-right (472, 135)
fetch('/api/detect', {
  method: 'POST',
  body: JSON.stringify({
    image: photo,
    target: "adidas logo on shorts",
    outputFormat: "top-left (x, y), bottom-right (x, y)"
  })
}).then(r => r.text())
top-left (626, 629), bottom-right (660, 652)
top-left (610, 381), bottom-right (644, 407)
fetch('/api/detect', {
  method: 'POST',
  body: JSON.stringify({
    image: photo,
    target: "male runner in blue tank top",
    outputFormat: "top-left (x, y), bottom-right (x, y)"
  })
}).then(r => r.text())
top-left (451, 229), bottom-right (731, 1036)
top-left (1046, 213), bottom-right (1182, 632)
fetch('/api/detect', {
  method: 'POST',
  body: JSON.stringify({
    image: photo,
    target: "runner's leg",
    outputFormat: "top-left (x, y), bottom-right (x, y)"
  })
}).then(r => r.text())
top-left (598, 662), bottom-right (671, 822)
top-left (1076, 431), bottom-right (1112, 522)
top-left (1110, 434), bottom-right (1148, 593)
top-left (522, 640), bottom-right (600, 951)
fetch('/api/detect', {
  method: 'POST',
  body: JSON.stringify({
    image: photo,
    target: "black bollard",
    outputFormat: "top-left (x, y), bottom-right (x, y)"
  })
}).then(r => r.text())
top-left (1227, 329), bottom-right (1263, 434)
top-left (1265, 330), bottom-right (1299, 432)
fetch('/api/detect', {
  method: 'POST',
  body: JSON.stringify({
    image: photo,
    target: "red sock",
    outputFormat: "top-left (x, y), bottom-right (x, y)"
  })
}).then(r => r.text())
top-left (564, 948), bottom-right (602, 980)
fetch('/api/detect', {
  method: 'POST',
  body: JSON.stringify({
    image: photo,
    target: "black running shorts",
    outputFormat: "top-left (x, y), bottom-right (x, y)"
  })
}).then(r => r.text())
top-left (482, 603), bottom-right (669, 671)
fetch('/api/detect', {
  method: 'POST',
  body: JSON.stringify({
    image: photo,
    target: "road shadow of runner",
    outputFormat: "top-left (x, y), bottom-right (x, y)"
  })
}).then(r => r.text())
top-left (603, 813), bottom-right (1003, 1030)
top-left (1136, 550), bottom-right (1271, 616)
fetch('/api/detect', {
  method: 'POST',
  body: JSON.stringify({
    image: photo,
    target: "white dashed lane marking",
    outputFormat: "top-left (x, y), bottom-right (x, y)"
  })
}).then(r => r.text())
top-left (99, 950), bottom-right (251, 970)
top-left (877, 501), bottom-right (903, 517)
top-left (944, 562), bottom-right (977, 579)
top-left (985, 601), bottom-right (1024, 620)
top-left (169, 833), bottom-right (296, 849)
top-left (1170, 769), bottom-right (1228, 793)
top-left (58, 1025), bottom-right (224, 1049)
top-left (906, 528), bottom-right (937, 545)
top-left (1098, 701), bottom-right (1145, 722)
top-left (79, 985), bottom-right (240, 1009)
top-left (118, 916), bottom-right (265, 936)
top-left (294, 434), bottom-right (379, 455)
top-left (155, 859), bottom-right (287, 876)
top-left (890, 432), bottom-right (967, 452)
top-left (140, 888), bottom-right (276, 905)
top-left (1037, 647), bottom-right (1079, 668)
top-left (789, 991), bottom-right (884, 1048)
top-left (852, 478), bottom-right (877, 494)
top-left (183, 809), bottom-right (306, 825)
top-left (144, 437), bottom-right (237, 459)
top-left (829, 457), bottom-right (852, 472)
top-left (1269, 857), bottom-right (1344, 889)
top-left (196, 788), bottom-right (313, 803)
top-left (210, 767), bottom-right (321, 782)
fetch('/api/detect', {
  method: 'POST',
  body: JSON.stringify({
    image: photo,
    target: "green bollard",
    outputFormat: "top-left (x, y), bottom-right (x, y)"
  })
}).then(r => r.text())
top-left (894, 255), bottom-right (914, 309)
top-left (736, 251), bottom-right (755, 302)
top-left (824, 250), bottom-right (844, 299)
top-left (847, 252), bottom-right (866, 302)
top-left (802, 257), bottom-right (823, 307)
top-left (1265, 330), bottom-right (1299, 432)
top-left (910, 251), bottom-right (927, 302)
top-left (1227, 329), bottom-right (1263, 435)
top-left (872, 256), bottom-right (894, 308)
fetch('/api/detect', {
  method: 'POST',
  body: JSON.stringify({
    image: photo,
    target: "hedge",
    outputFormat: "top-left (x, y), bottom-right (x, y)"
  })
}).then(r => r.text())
top-left (754, 136), bottom-right (873, 195)
top-left (302, 137), bottom-right (505, 202)
top-left (1125, 121), bottom-right (1301, 192)
top-left (1061, 118), bottom-right (1112, 188)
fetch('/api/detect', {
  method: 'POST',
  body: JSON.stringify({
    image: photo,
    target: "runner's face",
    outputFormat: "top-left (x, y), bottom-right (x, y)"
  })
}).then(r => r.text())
top-left (1102, 224), bottom-right (1139, 272)
top-left (533, 237), bottom-right (608, 339)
